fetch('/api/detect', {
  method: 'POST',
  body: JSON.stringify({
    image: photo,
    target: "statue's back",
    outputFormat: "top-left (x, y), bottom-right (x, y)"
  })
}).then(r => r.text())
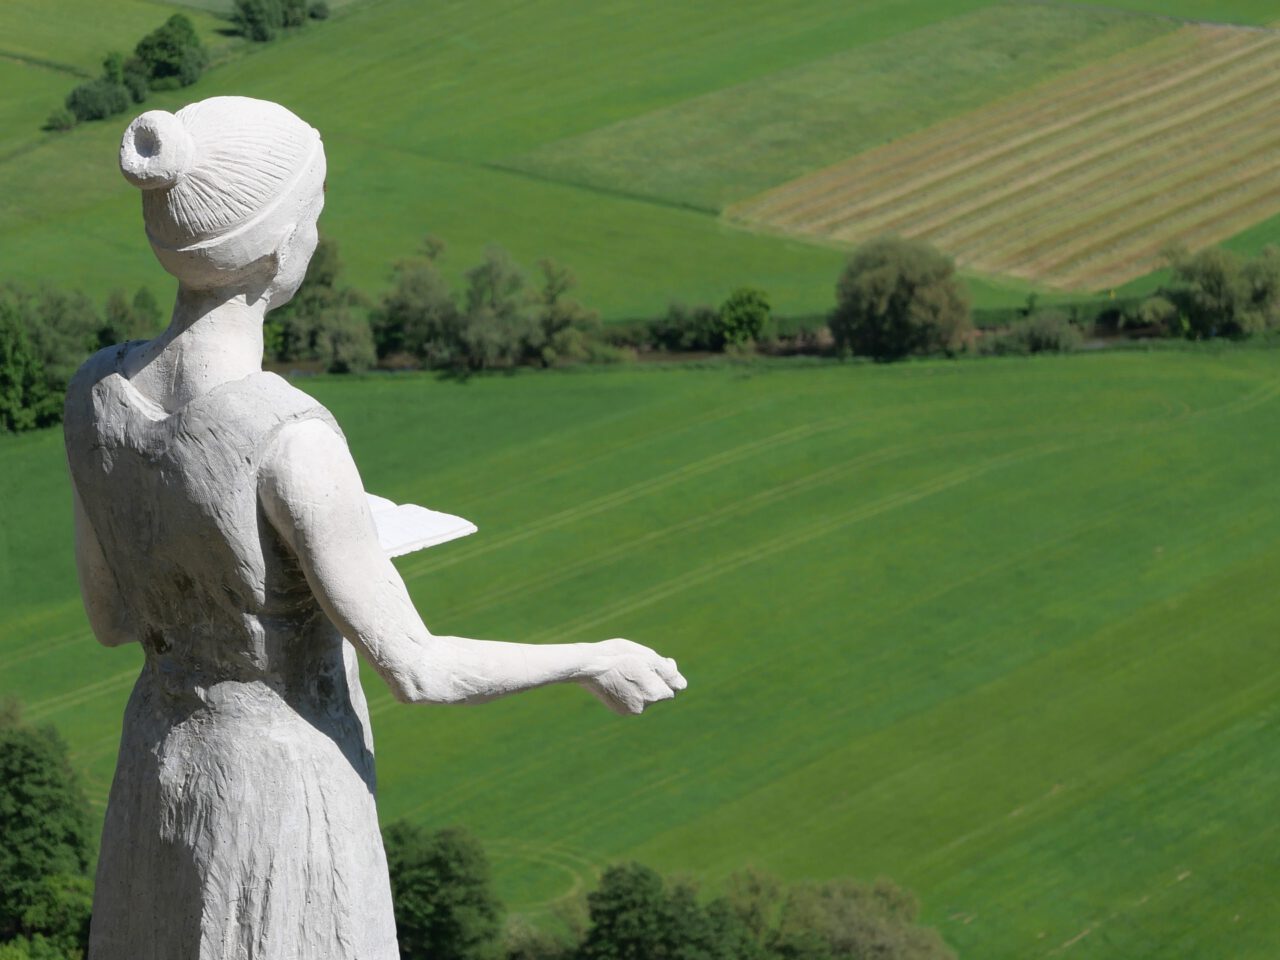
top-left (64, 343), bottom-right (398, 960)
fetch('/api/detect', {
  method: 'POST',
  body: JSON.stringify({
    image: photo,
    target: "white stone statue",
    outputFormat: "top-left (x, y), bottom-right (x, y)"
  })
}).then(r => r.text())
top-left (63, 96), bottom-right (686, 960)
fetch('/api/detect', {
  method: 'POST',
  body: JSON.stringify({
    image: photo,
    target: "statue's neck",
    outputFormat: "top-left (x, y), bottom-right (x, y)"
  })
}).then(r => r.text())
top-left (124, 287), bottom-right (267, 413)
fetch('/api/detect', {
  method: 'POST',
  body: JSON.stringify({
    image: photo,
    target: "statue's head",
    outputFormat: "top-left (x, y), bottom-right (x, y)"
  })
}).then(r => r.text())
top-left (119, 96), bottom-right (326, 309)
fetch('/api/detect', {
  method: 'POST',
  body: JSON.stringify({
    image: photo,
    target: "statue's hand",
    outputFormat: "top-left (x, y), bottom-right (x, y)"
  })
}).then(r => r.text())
top-left (578, 638), bottom-right (687, 715)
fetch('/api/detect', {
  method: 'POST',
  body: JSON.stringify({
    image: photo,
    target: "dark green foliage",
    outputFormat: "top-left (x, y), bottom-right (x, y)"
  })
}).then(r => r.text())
top-left (372, 241), bottom-right (462, 365)
top-left (121, 59), bottom-right (149, 104)
top-left (718, 286), bottom-right (771, 346)
top-left (1147, 244), bottom-right (1280, 340)
top-left (645, 302), bottom-right (724, 352)
top-left (457, 247), bottom-right (536, 370)
top-left (527, 260), bottom-right (602, 367)
top-left (568, 865), bottom-right (951, 960)
top-left (977, 311), bottom-right (1083, 356)
top-left (282, 0), bottom-right (309, 28)
top-left (0, 285), bottom-right (98, 432)
top-left (0, 710), bottom-right (93, 955)
top-left (829, 236), bottom-right (971, 360)
top-left (133, 14), bottom-right (207, 89)
top-left (42, 110), bottom-right (75, 132)
top-left (268, 238), bottom-right (375, 372)
top-left (374, 242), bottom-right (603, 372)
top-left (0, 934), bottom-right (75, 960)
top-left (64, 77), bottom-right (129, 123)
top-left (578, 863), bottom-right (750, 960)
top-left (234, 0), bottom-right (285, 41)
top-left (769, 879), bottom-right (953, 960)
top-left (383, 822), bottom-right (503, 960)
top-left (234, 0), bottom-right (309, 40)
top-left (99, 288), bottom-right (162, 348)
top-left (309, 1), bottom-right (331, 19)
top-left (0, 309), bottom-right (58, 433)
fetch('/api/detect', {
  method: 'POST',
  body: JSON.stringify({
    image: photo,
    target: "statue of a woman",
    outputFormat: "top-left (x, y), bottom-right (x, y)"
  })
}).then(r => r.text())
top-left (63, 96), bottom-right (685, 960)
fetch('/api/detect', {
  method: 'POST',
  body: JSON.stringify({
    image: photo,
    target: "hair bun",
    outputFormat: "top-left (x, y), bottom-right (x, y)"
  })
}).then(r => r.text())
top-left (120, 110), bottom-right (195, 190)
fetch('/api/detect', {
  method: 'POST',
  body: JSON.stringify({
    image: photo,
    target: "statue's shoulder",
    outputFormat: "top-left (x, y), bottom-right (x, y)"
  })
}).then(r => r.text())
top-left (226, 372), bottom-right (347, 444)
top-left (63, 341), bottom-right (145, 430)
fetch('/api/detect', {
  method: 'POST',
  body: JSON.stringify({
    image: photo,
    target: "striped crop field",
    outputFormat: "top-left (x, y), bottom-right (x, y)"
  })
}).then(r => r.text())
top-left (729, 23), bottom-right (1280, 292)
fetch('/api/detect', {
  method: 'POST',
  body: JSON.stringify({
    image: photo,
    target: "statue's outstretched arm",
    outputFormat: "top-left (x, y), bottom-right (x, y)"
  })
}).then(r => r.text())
top-left (258, 419), bottom-right (686, 714)
top-left (72, 486), bottom-right (135, 647)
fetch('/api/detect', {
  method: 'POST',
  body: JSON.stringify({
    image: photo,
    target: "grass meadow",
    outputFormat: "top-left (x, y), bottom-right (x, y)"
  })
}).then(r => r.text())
top-left (4, 0), bottom-right (1280, 318)
top-left (4, 350), bottom-right (1280, 958)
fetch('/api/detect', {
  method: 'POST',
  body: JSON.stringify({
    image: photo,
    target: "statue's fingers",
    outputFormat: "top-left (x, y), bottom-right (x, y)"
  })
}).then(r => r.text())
top-left (641, 672), bottom-right (676, 704)
top-left (655, 656), bottom-right (684, 686)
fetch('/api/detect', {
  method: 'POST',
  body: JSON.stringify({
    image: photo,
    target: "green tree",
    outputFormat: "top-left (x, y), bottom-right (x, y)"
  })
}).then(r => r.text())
top-left (233, 0), bottom-right (285, 41)
top-left (372, 240), bottom-right (461, 366)
top-left (383, 822), bottom-right (503, 960)
top-left (770, 878), bottom-right (953, 960)
top-left (99, 287), bottom-right (162, 348)
top-left (0, 310), bottom-right (58, 433)
top-left (0, 709), bottom-right (94, 954)
top-left (829, 236), bottom-right (971, 361)
top-left (718, 287), bottom-right (771, 347)
top-left (527, 260), bottom-right (601, 367)
top-left (133, 14), bottom-right (207, 89)
top-left (0, 285), bottom-right (95, 432)
top-left (458, 247), bottom-right (536, 371)
top-left (579, 863), bottom-right (752, 960)
top-left (65, 75), bottom-right (129, 123)
top-left (1149, 244), bottom-right (1280, 339)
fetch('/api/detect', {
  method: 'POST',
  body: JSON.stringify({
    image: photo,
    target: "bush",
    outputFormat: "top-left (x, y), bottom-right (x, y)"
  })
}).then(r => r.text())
top-left (0, 708), bottom-right (94, 953)
top-left (43, 110), bottom-right (75, 132)
top-left (645, 302), bottom-right (723, 352)
top-left (830, 236), bottom-right (971, 360)
top-left (718, 286), bottom-right (771, 347)
top-left (1146, 244), bottom-right (1280, 340)
top-left (133, 14), bottom-right (207, 89)
top-left (233, 0), bottom-right (284, 41)
top-left (309, 0), bottom-right (331, 18)
top-left (64, 78), bottom-right (129, 123)
top-left (383, 822), bottom-right (503, 960)
top-left (977, 311), bottom-right (1083, 356)
top-left (234, 0), bottom-right (309, 39)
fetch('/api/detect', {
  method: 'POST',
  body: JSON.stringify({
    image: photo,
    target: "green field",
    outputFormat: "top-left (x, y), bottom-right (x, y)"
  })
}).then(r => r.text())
top-left (7, 0), bottom-right (1280, 320)
top-left (4, 350), bottom-right (1280, 957)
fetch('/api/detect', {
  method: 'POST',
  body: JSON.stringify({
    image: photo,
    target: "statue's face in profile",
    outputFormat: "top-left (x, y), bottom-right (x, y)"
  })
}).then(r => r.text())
top-left (266, 189), bottom-right (324, 312)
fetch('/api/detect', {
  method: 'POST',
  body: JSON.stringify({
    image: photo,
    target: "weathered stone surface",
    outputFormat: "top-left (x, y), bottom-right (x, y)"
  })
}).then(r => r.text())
top-left (64, 96), bottom-right (686, 960)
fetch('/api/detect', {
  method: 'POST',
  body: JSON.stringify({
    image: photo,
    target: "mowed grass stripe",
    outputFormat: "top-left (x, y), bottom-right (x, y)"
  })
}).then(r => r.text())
top-left (787, 28), bottom-right (1280, 237)
top-left (861, 59), bottom-right (1280, 243)
top-left (927, 83), bottom-right (1280, 252)
top-left (974, 108), bottom-right (1280, 274)
top-left (731, 25), bottom-right (1266, 228)
top-left (732, 23), bottom-right (1280, 289)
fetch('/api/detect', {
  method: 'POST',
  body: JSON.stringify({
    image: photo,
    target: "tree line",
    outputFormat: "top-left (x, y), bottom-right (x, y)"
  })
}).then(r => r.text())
top-left (0, 707), bottom-right (952, 959)
top-left (6, 233), bottom-right (1280, 433)
top-left (46, 2), bottom-right (331, 131)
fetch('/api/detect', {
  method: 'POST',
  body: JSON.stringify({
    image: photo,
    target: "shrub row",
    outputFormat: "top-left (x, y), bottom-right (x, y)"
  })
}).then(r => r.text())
top-left (48, 16), bottom-right (206, 130)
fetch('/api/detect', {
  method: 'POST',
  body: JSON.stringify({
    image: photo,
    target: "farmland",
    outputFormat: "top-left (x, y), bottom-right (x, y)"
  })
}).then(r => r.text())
top-left (5, 350), bottom-right (1280, 958)
top-left (730, 23), bottom-right (1280, 291)
top-left (3, 0), bottom-right (1280, 318)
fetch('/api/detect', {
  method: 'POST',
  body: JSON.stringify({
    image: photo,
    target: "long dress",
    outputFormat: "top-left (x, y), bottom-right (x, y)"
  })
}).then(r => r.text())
top-left (63, 343), bottom-right (399, 960)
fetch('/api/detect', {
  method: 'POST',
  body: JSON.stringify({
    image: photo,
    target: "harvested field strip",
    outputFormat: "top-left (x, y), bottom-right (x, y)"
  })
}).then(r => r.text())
top-left (776, 29), bottom-right (1280, 235)
top-left (981, 127), bottom-right (1280, 275)
top-left (734, 25), bottom-right (1263, 227)
top-left (730, 23), bottom-right (1280, 289)
top-left (927, 90), bottom-right (1280, 252)
top-left (842, 59), bottom-right (1280, 241)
